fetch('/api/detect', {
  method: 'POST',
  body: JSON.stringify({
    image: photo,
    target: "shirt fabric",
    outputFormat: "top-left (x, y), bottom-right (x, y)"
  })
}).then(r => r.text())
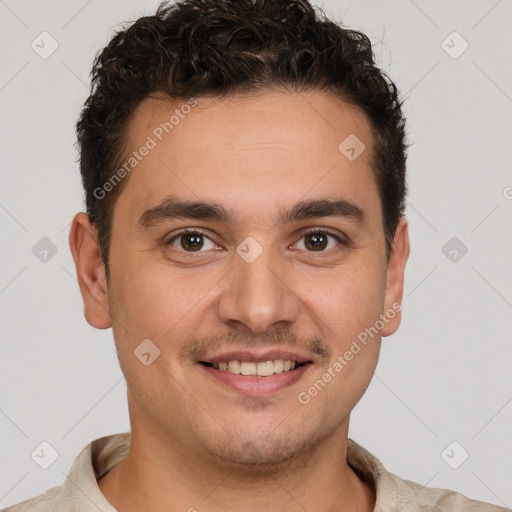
top-left (3, 432), bottom-right (507, 511)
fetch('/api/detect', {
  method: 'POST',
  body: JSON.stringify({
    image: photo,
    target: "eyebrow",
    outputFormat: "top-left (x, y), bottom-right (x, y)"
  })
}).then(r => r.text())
top-left (138, 195), bottom-right (366, 229)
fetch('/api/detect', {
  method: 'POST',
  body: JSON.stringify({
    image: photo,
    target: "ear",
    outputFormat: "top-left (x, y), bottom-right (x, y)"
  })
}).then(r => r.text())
top-left (381, 216), bottom-right (410, 337)
top-left (69, 212), bottom-right (111, 329)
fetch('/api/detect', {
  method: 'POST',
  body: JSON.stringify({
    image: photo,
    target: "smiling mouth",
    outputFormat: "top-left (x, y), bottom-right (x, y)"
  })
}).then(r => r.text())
top-left (200, 359), bottom-right (311, 377)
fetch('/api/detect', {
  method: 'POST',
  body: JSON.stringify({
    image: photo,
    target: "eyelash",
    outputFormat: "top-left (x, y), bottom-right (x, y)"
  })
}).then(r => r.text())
top-left (163, 227), bottom-right (347, 254)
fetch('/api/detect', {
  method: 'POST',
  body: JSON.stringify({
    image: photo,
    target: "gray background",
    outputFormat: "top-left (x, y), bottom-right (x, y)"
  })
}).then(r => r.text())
top-left (1, 0), bottom-right (511, 508)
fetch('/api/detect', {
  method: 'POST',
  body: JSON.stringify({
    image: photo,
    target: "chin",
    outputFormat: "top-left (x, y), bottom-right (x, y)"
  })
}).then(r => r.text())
top-left (196, 422), bottom-right (334, 477)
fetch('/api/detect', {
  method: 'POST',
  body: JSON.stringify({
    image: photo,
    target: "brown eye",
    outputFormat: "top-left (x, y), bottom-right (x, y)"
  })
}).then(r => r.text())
top-left (304, 233), bottom-right (328, 251)
top-left (295, 230), bottom-right (343, 252)
top-left (165, 230), bottom-right (217, 252)
top-left (180, 233), bottom-right (204, 251)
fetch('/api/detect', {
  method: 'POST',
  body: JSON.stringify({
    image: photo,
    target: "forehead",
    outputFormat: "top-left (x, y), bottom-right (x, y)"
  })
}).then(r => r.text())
top-left (114, 90), bottom-right (381, 228)
top-left (128, 90), bottom-right (373, 159)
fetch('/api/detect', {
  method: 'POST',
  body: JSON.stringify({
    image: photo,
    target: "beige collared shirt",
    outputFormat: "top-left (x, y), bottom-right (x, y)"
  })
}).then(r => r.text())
top-left (3, 432), bottom-right (507, 511)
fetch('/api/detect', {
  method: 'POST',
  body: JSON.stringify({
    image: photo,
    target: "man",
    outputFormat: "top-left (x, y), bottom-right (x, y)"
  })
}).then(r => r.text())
top-left (5, 0), bottom-right (507, 510)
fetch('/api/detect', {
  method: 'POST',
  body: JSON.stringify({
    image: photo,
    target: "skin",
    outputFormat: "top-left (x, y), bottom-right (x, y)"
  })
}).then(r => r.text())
top-left (70, 89), bottom-right (409, 512)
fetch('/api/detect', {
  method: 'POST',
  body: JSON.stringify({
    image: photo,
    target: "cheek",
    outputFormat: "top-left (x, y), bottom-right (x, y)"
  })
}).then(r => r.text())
top-left (296, 269), bottom-right (383, 418)
top-left (302, 260), bottom-right (387, 343)
top-left (111, 252), bottom-right (217, 336)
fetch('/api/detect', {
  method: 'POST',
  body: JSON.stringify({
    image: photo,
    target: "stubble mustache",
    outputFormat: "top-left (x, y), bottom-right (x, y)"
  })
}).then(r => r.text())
top-left (178, 325), bottom-right (331, 366)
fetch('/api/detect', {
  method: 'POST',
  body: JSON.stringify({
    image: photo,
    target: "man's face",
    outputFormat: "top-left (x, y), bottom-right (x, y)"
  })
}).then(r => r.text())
top-left (76, 90), bottom-right (408, 471)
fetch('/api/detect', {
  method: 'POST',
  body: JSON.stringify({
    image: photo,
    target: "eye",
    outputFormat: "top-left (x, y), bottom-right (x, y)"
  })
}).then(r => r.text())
top-left (165, 229), bottom-right (218, 252)
top-left (293, 229), bottom-right (345, 252)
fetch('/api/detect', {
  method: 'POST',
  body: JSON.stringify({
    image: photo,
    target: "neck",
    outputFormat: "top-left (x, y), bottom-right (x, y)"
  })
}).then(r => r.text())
top-left (98, 424), bottom-right (375, 512)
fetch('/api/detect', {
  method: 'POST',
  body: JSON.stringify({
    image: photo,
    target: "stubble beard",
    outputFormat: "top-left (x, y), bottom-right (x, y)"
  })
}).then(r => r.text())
top-left (192, 417), bottom-right (340, 478)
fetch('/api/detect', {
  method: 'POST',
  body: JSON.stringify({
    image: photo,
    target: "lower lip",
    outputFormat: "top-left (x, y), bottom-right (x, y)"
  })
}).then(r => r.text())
top-left (200, 363), bottom-right (311, 396)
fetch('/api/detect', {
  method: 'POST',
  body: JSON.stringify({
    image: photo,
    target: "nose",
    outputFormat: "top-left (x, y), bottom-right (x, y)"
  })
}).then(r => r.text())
top-left (216, 246), bottom-right (300, 333)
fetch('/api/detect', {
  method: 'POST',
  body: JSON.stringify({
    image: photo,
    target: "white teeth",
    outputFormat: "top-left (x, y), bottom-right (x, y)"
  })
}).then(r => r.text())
top-left (227, 360), bottom-right (241, 374)
top-left (211, 359), bottom-right (301, 376)
top-left (256, 361), bottom-right (274, 377)
top-left (273, 359), bottom-right (284, 373)
top-left (240, 361), bottom-right (256, 375)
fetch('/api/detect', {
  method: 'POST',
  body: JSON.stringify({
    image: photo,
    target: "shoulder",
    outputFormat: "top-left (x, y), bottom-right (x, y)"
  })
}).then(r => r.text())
top-left (2, 432), bottom-right (129, 512)
top-left (388, 472), bottom-right (509, 511)
top-left (347, 439), bottom-right (507, 511)
top-left (2, 484), bottom-right (65, 511)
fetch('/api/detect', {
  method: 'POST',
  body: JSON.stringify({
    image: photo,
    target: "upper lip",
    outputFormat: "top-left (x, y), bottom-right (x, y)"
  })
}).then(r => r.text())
top-left (200, 349), bottom-right (312, 364)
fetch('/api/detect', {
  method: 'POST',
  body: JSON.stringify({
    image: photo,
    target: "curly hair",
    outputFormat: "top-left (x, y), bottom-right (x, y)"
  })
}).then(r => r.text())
top-left (76, 0), bottom-right (407, 280)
